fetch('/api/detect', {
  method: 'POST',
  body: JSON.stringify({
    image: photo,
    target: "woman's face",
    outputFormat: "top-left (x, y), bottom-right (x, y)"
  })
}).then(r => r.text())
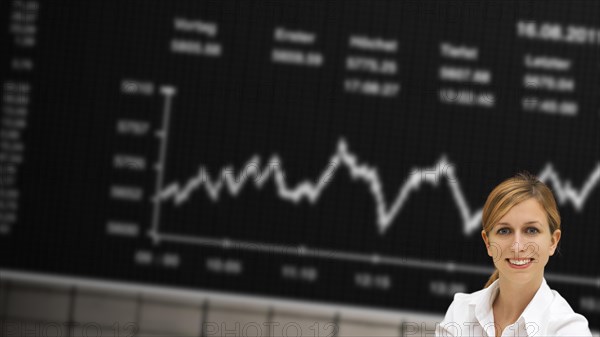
top-left (481, 198), bottom-right (561, 285)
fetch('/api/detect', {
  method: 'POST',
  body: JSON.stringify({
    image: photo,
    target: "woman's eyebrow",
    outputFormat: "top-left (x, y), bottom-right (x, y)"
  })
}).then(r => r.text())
top-left (496, 220), bottom-right (542, 226)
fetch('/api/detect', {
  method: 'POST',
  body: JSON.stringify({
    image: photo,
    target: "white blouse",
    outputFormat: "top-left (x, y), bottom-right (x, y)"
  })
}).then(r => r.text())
top-left (435, 278), bottom-right (592, 336)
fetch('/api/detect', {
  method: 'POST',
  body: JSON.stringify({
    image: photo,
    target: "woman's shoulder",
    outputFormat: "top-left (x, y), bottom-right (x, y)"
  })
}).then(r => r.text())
top-left (545, 288), bottom-right (592, 335)
top-left (545, 288), bottom-right (585, 318)
top-left (448, 286), bottom-right (489, 306)
top-left (438, 286), bottom-right (491, 335)
top-left (441, 287), bottom-right (489, 319)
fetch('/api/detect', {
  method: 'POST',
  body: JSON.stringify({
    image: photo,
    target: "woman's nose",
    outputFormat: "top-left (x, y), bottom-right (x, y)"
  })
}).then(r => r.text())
top-left (511, 233), bottom-right (527, 253)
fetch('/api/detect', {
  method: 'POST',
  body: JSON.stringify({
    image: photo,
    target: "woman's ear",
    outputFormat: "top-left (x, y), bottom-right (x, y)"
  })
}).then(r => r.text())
top-left (550, 229), bottom-right (561, 256)
top-left (481, 230), bottom-right (492, 257)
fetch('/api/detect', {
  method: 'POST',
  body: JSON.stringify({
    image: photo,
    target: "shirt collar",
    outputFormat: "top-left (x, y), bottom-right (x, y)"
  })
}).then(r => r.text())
top-left (469, 278), bottom-right (553, 335)
top-left (470, 278), bottom-right (500, 333)
top-left (520, 278), bottom-right (553, 329)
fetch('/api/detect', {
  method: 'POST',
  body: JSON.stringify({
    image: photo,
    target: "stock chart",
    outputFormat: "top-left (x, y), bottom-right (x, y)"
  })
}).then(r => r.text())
top-left (1, 0), bottom-right (599, 330)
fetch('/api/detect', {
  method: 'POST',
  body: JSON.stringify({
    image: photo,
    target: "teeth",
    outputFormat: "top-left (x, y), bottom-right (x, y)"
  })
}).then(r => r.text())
top-left (509, 259), bottom-right (531, 265)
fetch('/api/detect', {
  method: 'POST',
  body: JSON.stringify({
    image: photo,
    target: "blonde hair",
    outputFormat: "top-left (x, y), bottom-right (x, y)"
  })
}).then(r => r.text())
top-left (482, 171), bottom-right (561, 288)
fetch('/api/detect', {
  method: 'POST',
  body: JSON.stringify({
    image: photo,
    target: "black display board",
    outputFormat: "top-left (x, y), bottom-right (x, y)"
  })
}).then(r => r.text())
top-left (1, 0), bottom-right (599, 330)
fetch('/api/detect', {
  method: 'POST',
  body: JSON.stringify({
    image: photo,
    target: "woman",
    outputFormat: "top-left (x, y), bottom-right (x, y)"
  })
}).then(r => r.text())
top-left (436, 172), bottom-right (592, 337)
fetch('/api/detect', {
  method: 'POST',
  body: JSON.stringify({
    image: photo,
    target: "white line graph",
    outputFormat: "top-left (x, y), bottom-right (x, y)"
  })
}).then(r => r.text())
top-left (538, 162), bottom-right (600, 211)
top-left (155, 137), bottom-right (600, 236)
top-left (145, 85), bottom-right (600, 286)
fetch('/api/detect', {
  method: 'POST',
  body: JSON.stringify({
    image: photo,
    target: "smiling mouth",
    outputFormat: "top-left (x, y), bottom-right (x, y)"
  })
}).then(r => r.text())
top-left (506, 258), bottom-right (534, 266)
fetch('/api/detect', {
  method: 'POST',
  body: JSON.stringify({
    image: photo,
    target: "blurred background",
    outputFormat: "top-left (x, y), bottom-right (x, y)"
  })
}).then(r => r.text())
top-left (1, 1), bottom-right (599, 336)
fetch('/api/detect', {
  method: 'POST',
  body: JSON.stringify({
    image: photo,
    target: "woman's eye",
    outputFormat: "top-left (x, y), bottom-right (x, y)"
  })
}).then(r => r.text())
top-left (526, 227), bottom-right (540, 234)
top-left (497, 228), bottom-right (510, 235)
